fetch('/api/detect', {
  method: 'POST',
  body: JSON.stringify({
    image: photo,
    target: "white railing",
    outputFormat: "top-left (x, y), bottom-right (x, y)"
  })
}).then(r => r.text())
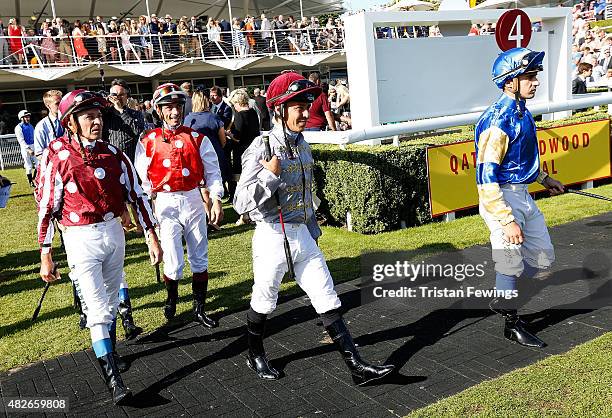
top-left (303, 93), bottom-right (612, 146)
top-left (0, 27), bottom-right (345, 69)
top-left (0, 135), bottom-right (22, 170)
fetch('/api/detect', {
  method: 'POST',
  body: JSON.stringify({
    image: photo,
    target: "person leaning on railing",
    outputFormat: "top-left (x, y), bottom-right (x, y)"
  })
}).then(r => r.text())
top-left (107, 19), bottom-right (119, 62)
top-left (188, 16), bottom-right (202, 58)
top-left (41, 20), bottom-right (58, 64)
top-left (138, 15), bottom-right (154, 61)
top-left (8, 18), bottom-right (25, 66)
top-left (178, 20), bottom-right (189, 56)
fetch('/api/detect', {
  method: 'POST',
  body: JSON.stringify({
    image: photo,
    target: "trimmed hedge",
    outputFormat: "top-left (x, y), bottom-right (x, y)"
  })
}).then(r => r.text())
top-left (589, 19), bottom-right (612, 32)
top-left (311, 111), bottom-right (610, 234)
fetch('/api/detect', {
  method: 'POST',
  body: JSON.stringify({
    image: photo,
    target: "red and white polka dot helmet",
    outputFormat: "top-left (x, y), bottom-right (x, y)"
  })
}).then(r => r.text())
top-left (58, 89), bottom-right (110, 128)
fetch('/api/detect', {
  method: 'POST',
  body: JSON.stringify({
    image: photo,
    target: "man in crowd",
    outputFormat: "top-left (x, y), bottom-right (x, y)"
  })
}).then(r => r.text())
top-left (252, 88), bottom-right (270, 131)
top-left (476, 48), bottom-right (564, 349)
top-left (188, 16), bottom-right (202, 57)
top-left (209, 86), bottom-right (233, 128)
top-left (335, 79), bottom-right (350, 114)
top-left (572, 62), bottom-right (592, 94)
top-left (180, 81), bottom-right (194, 115)
top-left (14, 110), bottom-right (37, 187)
top-left (38, 90), bottom-right (162, 405)
top-left (233, 71), bottom-right (395, 385)
top-left (103, 78), bottom-right (146, 162)
top-left (34, 90), bottom-right (64, 159)
top-left (102, 78), bottom-right (147, 339)
top-left (134, 83), bottom-right (224, 328)
top-left (305, 72), bottom-right (336, 131)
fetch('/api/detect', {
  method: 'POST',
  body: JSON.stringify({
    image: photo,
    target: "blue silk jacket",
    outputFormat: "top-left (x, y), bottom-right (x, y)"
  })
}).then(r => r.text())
top-left (474, 93), bottom-right (541, 224)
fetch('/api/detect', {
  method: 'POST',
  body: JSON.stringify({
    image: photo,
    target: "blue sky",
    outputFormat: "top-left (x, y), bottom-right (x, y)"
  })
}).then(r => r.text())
top-left (344, 0), bottom-right (388, 11)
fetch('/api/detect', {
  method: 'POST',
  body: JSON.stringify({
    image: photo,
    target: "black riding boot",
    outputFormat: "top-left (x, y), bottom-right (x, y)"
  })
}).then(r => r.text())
top-left (118, 299), bottom-right (143, 340)
top-left (164, 276), bottom-right (178, 320)
top-left (97, 353), bottom-right (132, 405)
top-left (246, 309), bottom-right (280, 380)
top-left (489, 298), bottom-right (546, 348)
top-left (192, 271), bottom-right (218, 328)
top-left (26, 172), bottom-right (34, 187)
top-left (109, 321), bottom-right (129, 373)
top-left (325, 318), bottom-right (395, 386)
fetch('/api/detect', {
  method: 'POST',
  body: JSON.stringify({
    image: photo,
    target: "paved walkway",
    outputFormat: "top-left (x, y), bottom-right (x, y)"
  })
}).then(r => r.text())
top-left (1, 213), bottom-right (611, 417)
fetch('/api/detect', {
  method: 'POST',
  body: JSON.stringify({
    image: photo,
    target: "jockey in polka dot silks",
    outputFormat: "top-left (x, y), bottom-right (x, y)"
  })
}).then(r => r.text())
top-left (475, 48), bottom-right (565, 348)
top-left (134, 83), bottom-right (224, 328)
top-left (37, 89), bottom-right (162, 405)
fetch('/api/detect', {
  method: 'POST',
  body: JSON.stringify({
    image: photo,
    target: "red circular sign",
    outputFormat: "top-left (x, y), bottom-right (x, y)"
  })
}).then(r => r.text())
top-left (495, 9), bottom-right (532, 51)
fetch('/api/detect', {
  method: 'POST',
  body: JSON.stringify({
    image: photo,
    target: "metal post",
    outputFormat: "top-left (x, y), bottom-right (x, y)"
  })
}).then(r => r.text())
top-left (443, 212), bottom-right (455, 222)
top-left (158, 34), bottom-right (165, 62)
top-left (198, 33), bottom-right (206, 61)
top-left (50, 0), bottom-right (57, 19)
top-left (272, 30), bottom-right (279, 55)
top-left (581, 181), bottom-right (594, 190)
top-left (228, 0), bottom-right (234, 56)
top-left (145, 0), bottom-right (151, 20)
top-left (300, 0), bottom-right (304, 19)
top-left (228, 0), bottom-right (234, 24)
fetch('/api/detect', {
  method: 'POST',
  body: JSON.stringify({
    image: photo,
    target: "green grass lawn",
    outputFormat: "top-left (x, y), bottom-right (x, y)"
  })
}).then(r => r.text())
top-left (408, 332), bottom-right (612, 417)
top-left (1, 166), bottom-right (611, 415)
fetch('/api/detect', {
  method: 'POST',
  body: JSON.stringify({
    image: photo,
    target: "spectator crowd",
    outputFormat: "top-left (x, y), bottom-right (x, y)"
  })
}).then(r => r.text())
top-left (570, 0), bottom-right (612, 92)
top-left (0, 13), bottom-right (345, 67)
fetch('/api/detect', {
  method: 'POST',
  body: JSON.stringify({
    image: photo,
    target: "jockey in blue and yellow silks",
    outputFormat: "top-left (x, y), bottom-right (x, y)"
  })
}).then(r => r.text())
top-left (475, 47), bottom-right (565, 349)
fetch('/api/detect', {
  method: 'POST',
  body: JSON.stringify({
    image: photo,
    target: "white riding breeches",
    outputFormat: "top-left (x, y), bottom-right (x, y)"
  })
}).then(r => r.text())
top-left (155, 188), bottom-right (209, 280)
top-left (64, 218), bottom-right (125, 329)
top-left (480, 184), bottom-right (555, 277)
top-left (250, 222), bottom-right (341, 315)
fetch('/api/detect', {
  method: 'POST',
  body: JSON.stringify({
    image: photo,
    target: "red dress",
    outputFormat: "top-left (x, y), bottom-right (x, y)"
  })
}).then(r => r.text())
top-left (8, 25), bottom-right (23, 54)
top-left (72, 28), bottom-right (89, 58)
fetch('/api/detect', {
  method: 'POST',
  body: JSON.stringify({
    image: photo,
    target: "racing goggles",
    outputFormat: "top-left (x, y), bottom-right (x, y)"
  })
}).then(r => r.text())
top-left (492, 50), bottom-right (544, 82)
top-left (268, 79), bottom-right (318, 104)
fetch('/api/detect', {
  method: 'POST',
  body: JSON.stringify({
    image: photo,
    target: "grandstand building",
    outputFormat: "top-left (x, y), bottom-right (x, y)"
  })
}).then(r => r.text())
top-left (0, 0), bottom-right (348, 131)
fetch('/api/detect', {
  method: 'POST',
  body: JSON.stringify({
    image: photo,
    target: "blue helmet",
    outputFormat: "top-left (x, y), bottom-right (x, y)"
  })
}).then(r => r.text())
top-left (491, 48), bottom-right (545, 89)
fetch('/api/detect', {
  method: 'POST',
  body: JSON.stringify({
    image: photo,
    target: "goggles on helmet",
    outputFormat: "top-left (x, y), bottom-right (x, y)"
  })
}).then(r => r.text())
top-left (267, 79), bottom-right (317, 104)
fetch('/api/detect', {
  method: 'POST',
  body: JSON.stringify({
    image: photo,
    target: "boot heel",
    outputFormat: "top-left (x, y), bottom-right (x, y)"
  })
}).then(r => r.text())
top-left (325, 318), bottom-right (395, 386)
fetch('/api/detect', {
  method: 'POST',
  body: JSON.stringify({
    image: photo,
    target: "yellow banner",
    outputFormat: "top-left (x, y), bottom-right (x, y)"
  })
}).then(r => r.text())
top-left (427, 119), bottom-right (611, 217)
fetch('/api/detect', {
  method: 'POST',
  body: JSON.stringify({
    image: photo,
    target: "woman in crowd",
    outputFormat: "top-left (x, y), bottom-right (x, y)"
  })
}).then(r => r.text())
top-left (83, 23), bottom-right (100, 61)
top-left (120, 23), bottom-right (133, 62)
top-left (244, 16), bottom-right (256, 55)
top-left (178, 19), bottom-right (190, 56)
top-left (206, 18), bottom-right (221, 57)
top-left (183, 88), bottom-right (231, 228)
top-left (231, 18), bottom-right (246, 57)
top-left (72, 20), bottom-right (89, 62)
top-left (139, 16), bottom-right (153, 61)
top-left (97, 28), bottom-right (107, 62)
top-left (227, 88), bottom-right (260, 211)
top-left (41, 21), bottom-right (58, 64)
top-left (130, 19), bottom-right (141, 60)
top-left (8, 18), bottom-right (24, 65)
top-left (107, 20), bottom-right (119, 61)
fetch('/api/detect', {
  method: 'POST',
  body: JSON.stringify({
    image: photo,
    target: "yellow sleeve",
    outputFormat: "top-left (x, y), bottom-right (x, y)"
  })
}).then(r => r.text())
top-left (476, 126), bottom-right (514, 225)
